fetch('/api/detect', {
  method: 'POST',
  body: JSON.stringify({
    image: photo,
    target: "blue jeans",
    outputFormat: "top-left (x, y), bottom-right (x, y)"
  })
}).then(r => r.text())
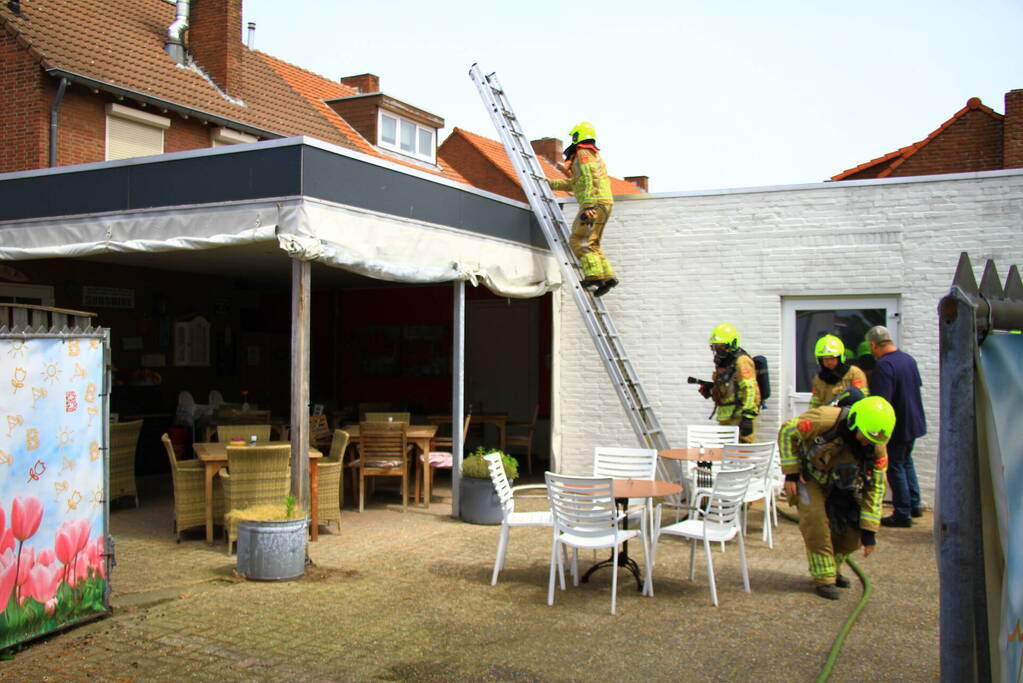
top-left (886, 439), bottom-right (921, 519)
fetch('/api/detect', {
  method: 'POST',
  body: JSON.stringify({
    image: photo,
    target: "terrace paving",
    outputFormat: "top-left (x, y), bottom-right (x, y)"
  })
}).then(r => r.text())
top-left (1, 474), bottom-right (939, 681)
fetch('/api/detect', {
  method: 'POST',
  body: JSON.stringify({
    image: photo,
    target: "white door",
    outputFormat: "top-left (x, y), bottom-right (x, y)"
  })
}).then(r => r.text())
top-left (781, 295), bottom-right (900, 420)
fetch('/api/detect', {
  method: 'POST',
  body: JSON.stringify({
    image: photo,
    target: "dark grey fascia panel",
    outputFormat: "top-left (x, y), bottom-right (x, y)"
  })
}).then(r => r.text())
top-left (300, 146), bottom-right (544, 248)
top-left (0, 145), bottom-right (302, 221)
top-left (0, 140), bottom-right (544, 249)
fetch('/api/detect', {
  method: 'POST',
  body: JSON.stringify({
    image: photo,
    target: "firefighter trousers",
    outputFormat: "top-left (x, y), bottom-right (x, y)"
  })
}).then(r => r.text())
top-left (569, 203), bottom-right (615, 280)
top-left (796, 477), bottom-right (862, 585)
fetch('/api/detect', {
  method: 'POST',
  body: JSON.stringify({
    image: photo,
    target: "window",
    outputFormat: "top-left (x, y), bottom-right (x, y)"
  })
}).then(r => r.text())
top-left (211, 127), bottom-right (258, 147)
top-left (105, 103), bottom-right (171, 161)
top-left (378, 111), bottom-right (435, 162)
top-left (174, 316), bottom-right (211, 367)
top-left (0, 283), bottom-right (54, 306)
top-left (781, 295), bottom-right (900, 419)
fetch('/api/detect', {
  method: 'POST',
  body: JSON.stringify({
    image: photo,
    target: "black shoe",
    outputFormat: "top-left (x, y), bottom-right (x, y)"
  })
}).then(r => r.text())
top-left (815, 584), bottom-right (840, 600)
top-left (593, 278), bottom-right (619, 297)
top-left (881, 515), bottom-right (912, 528)
top-left (580, 278), bottom-right (602, 289)
top-left (835, 573), bottom-right (851, 589)
top-left (911, 506), bottom-right (923, 518)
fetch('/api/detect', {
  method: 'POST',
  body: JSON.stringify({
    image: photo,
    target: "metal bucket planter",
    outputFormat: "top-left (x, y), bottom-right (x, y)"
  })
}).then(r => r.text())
top-left (459, 476), bottom-right (505, 525)
top-left (236, 517), bottom-right (308, 581)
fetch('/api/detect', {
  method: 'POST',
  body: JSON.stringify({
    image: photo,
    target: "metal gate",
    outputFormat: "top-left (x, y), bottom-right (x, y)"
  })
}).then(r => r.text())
top-left (1, 304), bottom-right (111, 649)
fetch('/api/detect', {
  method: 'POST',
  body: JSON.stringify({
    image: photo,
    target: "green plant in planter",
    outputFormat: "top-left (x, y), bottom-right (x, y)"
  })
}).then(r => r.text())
top-left (461, 446), bottom-right (519, 480)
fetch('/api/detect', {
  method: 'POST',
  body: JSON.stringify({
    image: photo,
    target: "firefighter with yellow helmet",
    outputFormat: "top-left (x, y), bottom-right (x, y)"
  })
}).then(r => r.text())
top-left (698, 323), bottom-right (760, 442)
top-left (548, 121), bottom-right (618, 297)
top-left (777, 394), bottom-right (894, 599)
top-left (809, 334), bottom-right (869, 408)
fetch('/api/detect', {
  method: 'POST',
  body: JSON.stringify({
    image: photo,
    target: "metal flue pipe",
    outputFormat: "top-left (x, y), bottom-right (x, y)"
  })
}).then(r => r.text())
top-left (165, 0), bottom-right (190, 64)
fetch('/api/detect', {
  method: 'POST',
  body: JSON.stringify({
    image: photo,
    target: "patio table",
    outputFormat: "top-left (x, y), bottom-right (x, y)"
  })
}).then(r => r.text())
top-left (581, 478), bottom-right (682, 595)
top-left (194, 441), bottom-right (321, 545)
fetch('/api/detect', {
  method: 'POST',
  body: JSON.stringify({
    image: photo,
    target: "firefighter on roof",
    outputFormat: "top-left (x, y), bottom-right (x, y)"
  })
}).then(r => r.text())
top-left (698, 323), bottom-right (760, 442)
top-left (808, 334), bottom-right (870, 408)
top-left (548, 121), bottom-right (618, 297)
top-left (777, 395), bottom-right (894, 600)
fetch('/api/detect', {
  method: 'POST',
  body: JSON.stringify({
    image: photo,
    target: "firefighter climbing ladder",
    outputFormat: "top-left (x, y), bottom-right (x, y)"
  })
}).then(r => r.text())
top-left (470, 64), bottom-right (669, 451)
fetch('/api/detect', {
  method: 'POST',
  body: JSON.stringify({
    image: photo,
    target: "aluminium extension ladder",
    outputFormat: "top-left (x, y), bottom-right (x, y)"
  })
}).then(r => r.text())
top-left (469, 64), bottom-right (670, 452)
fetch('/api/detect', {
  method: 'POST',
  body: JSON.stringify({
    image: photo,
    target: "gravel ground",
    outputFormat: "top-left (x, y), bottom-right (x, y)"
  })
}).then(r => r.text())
top-left (0, 474), bottom-right (940, 681)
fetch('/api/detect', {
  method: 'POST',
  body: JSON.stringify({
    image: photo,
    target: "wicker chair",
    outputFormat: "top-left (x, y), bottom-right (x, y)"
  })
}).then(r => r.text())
top-left (219, 444), bottom-right (292, 553)
top-left (109, 419), bottom-right (143, 507)
top-left (350, 421), bottom-right (409, 512)
top-left (162, 434), bottom-right (224, 541)
top-left (309, 414), bottom-right (333, 450)
top-left (215, 424), bottom-right (271, 444)
top-left (316, 429), bottom-right (349, 532)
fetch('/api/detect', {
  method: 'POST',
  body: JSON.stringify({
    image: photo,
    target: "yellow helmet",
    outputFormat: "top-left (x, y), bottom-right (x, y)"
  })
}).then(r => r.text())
top-left (847, 396), bottom-right (896, 444)
top-left (814, 335), bottom-right (845, 359)
top-left (709, 323), bottom-right (739, 349)
top-left (569, 121), bottom-right (596, 144)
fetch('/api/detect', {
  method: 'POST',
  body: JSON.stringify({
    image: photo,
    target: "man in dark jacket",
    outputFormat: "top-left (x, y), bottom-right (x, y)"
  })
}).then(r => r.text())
top-left (866, 325), bottom-right (926, 527)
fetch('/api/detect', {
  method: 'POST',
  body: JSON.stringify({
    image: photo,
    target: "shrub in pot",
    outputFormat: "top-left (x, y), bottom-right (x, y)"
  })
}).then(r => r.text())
top-left (459, 447), bottom-right (518, 525)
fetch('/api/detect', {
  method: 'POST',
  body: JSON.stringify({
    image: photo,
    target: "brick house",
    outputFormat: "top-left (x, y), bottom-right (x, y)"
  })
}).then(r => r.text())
top-left (832, 90), bottom-right (1023, 180)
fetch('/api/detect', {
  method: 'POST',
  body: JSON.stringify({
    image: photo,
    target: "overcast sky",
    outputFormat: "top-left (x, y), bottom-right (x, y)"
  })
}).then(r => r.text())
top-left (242, 0), bottom-right (1022, 193)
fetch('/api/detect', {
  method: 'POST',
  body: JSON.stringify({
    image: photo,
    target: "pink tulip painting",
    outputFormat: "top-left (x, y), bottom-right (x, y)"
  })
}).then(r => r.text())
top-left (1, 528), bottom-right (13, 554)
top-left (11, 496), bottom-right (43, 542)
top-left (0, 548), bottom-right (16, 612)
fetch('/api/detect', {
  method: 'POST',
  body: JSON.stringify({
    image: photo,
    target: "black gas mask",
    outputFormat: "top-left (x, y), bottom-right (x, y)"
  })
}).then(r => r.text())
top-left (712, 345), bottom-right (737, 368)
top-left (817, 360), bottom-right (849, 384)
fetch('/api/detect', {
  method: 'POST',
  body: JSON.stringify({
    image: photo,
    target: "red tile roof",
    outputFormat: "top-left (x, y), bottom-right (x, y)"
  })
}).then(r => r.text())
top-left (832, 97), bottom-right (1004, 180)
top-left (439, 127), bottom-right (642, 202)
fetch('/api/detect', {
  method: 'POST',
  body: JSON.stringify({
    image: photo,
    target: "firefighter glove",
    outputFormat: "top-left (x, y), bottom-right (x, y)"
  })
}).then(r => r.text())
top-left (698, 384), bottom-right (712, 399)
top-left (580, 207), bottom-right (597, 223)
top-left (861, 530), bottom-right (876, 546)
top-left (739, 417), bottom-right (753, 437)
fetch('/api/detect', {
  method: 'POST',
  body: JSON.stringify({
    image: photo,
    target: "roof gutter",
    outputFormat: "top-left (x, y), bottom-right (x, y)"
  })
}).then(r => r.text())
top-left (44, 68), bottom-right (281, 142)
top-left (165, 0), bottom-right (190, 64)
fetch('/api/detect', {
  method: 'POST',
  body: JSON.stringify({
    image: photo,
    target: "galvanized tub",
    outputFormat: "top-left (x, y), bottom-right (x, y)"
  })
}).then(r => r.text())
top-left (236, 518), bottom-right (308, 581)
top-left (458, 477), bottom-right (504, 525)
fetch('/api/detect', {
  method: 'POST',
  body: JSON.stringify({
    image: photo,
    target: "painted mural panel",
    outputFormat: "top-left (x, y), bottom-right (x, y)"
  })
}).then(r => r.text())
top-left (1, 336), bottom-right (109, 648)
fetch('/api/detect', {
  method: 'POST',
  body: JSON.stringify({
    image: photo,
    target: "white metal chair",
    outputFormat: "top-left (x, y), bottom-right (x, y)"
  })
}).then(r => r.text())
top-left (592, 446), bottom-right (657, 522)
top-left (483, 452), bottom-right (551, 585)
top-left (692, 442), bottom-right (777, 548)
top-left (661, 425), bottom-right (741, 523)
top-left (653, 464), bottom-right (754, 606)
top-left (545, 473), bottom-right (652, 615)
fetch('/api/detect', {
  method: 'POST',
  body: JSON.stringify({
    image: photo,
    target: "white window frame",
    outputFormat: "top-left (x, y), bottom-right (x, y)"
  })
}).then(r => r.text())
top-left (105, 103), bottom-right (170, 161)
top-left (174, 316), bottom-right (211, 367)
top-left (377, 110), bottom-right (435, 163)
top-left (781, 294), bottom-right (900, 420)
top-left (211, 127), bottom-right (258, 147)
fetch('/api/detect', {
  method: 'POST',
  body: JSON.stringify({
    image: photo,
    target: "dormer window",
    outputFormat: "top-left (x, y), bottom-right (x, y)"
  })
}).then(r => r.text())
top-left (379, 111), bottom-right (435, 163)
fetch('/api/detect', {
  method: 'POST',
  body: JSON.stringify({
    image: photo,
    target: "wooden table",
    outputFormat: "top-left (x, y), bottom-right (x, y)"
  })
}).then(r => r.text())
top-left (582, 478), bottom-right (683, 595)
top-left (202, 419), bottom-right (289, 443)
top-left (427, 413), bottom-right (507, 453)
top-left (194, 441), bottom-right (321, 545)
top-left (341, 424), bottom-right (439, 505)
top-left (658, 447), bottom-right (724, 462)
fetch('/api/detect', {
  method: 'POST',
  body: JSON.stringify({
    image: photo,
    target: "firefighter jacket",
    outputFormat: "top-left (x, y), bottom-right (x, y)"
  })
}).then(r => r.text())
top-left (777, 406), bottom-right (887, 533)
top-left (712, 352), bottom-right (760, 422)
top-left (548, 144), bottom-right (613, 209)
top-left (809, 364), bottom-right (869, 408)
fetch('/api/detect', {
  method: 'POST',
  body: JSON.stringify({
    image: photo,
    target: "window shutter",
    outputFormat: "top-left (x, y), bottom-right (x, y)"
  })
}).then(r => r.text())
top-left (107, 116), bottom-right (164, 160)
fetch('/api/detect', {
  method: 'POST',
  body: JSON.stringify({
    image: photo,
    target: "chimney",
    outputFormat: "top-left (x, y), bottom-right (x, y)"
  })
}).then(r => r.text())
top-left (625, 176), bottom-right (649, 193)
top-left (1005, 89), bottom-right (1023, 169)
top-left (340, 74), bottom-right (379, 94)
top-left (531, 138), bottom-right (563, 167)
top-left (189, 0), bottom-right (244, 95)
top-left (246, 21), bottom-right (256, 49)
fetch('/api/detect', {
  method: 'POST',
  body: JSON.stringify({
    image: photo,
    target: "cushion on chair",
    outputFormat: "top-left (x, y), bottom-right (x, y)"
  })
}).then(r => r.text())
top-left (423, 451), bottom-right (453, 468)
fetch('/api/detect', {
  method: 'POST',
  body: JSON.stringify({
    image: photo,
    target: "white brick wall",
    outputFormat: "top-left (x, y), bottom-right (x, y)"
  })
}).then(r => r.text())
top-left (552, 169), bottom-right (1023, 502)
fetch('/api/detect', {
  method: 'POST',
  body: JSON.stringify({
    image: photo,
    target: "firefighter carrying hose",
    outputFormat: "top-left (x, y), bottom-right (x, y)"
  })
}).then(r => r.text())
top-left (809, 334), bottom-right (869, 408)
top-left (777, 393), bottom-right (894, 600)
top-left (548, 122), bottom-right (618, 297)
top-left (698, 323), bottom-right (760, 442)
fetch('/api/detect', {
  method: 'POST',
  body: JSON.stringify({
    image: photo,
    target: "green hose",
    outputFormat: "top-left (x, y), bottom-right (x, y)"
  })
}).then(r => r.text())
top-left (776, 506), bottom-right (873, 683)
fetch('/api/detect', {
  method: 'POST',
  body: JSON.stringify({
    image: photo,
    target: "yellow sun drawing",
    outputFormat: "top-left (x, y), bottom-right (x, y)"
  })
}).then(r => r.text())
top-left (55, 426), bottom-right (73, 450)
top-left (89, 486), bottom-right (104, 507)
top-left (40, 360), bottom-right (62, 385)
top-left (6, 341), bottom-right (26, 358)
